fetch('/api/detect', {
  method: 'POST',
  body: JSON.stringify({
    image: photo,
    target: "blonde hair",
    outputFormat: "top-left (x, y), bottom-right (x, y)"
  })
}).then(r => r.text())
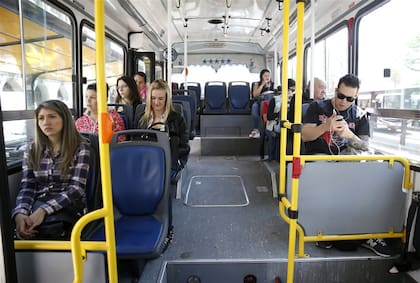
top-left (30, 100), bottom-right (84, 175)
top-left (139, 79), bottom-right (174, 126)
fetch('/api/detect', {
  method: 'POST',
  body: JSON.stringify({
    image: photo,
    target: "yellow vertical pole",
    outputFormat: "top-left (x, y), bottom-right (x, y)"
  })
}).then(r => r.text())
top-left (93, 1), bottom-right (118, 283)
top-left (286, 1), bottom-right (305, 283)
top-left (278, 0), bottom-right (290, 193)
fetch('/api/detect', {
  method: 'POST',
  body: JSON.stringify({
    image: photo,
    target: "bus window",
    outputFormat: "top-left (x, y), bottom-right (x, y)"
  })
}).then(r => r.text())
top-left (358, 0), bottom-right (420, 109)
top-left (81, 25), bottom-right (124, 102)
top-left (305, 26), bottom-right (348, 96)
top-left (357, 0), bottom-right (420, 163)
top-left (0, 0), bottom-right (74, 160)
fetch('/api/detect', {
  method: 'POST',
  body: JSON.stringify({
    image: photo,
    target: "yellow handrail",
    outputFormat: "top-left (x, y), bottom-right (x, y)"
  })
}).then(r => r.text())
top-left (284, 1), bottom-right (306, 282)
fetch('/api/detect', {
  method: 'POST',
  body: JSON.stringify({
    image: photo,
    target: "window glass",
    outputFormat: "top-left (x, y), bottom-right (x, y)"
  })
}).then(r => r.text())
top-left (358, 0), bottom-right (420, 164)
top-left (0, 0), bottom-right (73, 162)
top-left (81, 25), bottom-right (124, 103)
top-left (306, 27), bottom-right (348, 96)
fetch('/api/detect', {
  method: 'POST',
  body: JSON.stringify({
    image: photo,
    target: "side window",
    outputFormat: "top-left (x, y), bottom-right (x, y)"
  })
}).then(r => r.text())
top-left (357, 0), bottom-right (420, 163)
top-left (81, 25), bottom-right (124, 103)
top-left (358, 0), bottom-right (420, 110)
top-left (305, 26), bottom-right (348, 96)
top-left (0, 0), bottom-right (74, 163)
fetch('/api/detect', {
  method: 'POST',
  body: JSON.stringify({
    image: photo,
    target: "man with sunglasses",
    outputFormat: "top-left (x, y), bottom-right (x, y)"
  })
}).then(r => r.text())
top-left (301, 74), bottom-right (369, 155)
top-left (301, 74), bottom-right (393, 257)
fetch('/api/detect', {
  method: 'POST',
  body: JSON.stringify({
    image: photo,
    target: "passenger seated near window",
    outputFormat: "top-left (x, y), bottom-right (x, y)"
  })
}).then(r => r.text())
top-left (264, 90), bottom-right (282, 161)
top-left (115, 75), bottom-right (141, 116)
top-left (75, 82), bottom-right (126, 141)
top-left (302, 74), bottom-right (393, 257)
top-left (137, 79), bottom-right (190, 182)
top-left (302, 74), bottom-right (368, 155)
top-left (287, 77), bottom-right (324, 123)
top-left (133, 71), bottom-right (148, 102)
top-left (249, 69), bottom-right (274, 139)
top-left (12, 100), bottom-right (90, 240)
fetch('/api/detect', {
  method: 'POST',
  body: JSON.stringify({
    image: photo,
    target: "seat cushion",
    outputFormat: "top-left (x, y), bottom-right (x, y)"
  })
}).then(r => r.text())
top-left (90, 215), bottom-right (163, 256)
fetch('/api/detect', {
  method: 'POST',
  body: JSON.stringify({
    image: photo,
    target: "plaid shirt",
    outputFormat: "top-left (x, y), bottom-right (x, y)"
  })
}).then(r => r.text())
top-left (12, 142), bottom-right (90, 217)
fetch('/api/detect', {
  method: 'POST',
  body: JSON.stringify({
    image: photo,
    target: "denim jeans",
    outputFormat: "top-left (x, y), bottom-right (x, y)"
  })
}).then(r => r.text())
top-left (251, 101), bottom-right (260, 129)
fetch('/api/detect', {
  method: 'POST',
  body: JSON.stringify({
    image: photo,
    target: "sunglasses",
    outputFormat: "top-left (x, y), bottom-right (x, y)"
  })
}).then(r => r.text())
top-left (336, 92), bottom-right (356, 102)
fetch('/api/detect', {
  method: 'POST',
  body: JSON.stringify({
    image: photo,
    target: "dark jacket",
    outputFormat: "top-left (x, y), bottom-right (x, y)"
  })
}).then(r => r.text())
top-left (137, 110), bottom-right (190, 170)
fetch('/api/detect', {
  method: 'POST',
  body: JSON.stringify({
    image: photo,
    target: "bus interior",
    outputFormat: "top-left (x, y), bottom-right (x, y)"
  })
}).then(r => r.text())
top-left (1, 0), bottom-right (420, 282)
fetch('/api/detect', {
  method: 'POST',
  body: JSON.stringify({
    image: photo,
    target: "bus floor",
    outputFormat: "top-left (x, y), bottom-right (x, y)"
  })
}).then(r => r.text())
top-left (117, 138), bottom-right (416, 283)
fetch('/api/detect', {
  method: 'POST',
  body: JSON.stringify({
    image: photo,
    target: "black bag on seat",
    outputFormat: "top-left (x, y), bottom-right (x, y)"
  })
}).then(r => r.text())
top-left (390, 192), bottom-right (420, 273)
top-left (31, 199), bottom-right (84, 240)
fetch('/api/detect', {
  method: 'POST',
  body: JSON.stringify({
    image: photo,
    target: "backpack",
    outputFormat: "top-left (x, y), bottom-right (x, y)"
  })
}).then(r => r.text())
top-left (390, 191), bottom-right (420, 273)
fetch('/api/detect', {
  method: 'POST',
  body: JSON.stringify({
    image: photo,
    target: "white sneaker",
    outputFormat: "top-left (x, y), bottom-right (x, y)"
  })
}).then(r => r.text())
top-left (249, 129), bottom-right (260, 138)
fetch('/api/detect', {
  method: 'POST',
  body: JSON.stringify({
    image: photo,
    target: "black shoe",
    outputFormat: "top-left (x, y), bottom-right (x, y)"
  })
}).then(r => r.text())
top-left (361, 239), bottom-right (392, 257)
top-left (316, 241), bottom-right (333, 249)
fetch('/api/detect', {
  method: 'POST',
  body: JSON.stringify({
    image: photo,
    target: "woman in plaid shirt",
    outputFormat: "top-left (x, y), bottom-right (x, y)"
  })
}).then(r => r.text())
top-left (12, 100), bottom-right (90, 239)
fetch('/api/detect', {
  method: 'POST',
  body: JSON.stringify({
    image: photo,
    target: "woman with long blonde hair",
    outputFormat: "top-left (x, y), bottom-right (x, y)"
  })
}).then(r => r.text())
top-left (138, 79), bottom-right (190, 181)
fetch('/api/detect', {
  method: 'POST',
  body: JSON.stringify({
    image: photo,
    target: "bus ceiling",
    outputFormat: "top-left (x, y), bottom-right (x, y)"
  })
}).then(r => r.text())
top-left (111, 0), bottom-right (372, 54)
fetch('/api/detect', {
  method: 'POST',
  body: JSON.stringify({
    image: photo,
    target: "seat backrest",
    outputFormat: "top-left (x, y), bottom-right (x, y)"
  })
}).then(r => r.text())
top-left (302, 103), bottom-right (310, 119)
top-left (110, 130), bottom-right (171, 256)
top-left (204, 81), bottom-right (227, 113)
top-left (181, 82), bottom-right (201, 106)
top-left (172, 101), bottom-right (191, 139)
top-left (172, 102), bottom-right (183, 117)
top-left (111, 130), bottom-right (170, 215)
top-left (286, 160), bottom-right (406, 235)
top-left (228, 81), bottom-right (250, 113)
top-left (79, 133), bottom-right (103, 240)
top-left (79, 133), bottom-right (101, 212)
top-left (108, 103), bottom-right (134, 129)
top-left (172, 94), bottom-right (196, 139)
top-left (133, 103), bottom-right (146, 127)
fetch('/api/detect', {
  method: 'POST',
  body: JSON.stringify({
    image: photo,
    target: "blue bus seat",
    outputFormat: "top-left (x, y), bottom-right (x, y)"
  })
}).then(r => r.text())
top-left (90, 129), bottom-right (171, 259)
top-left (79, 133), bottom-right (102, 239)
top-left (203, 81), bottom-right (227, 113)
top-left (181, 82), bottom-right (202, 113)
top-left (302, 103), bottom-right (310, 120)
top-left (108, 103), bottom-right (134, 129)
top-left (228, 81), bottom-right (251, 113)
top-left (173, 95), bottom-right (196, 139)
top-left (172, 101), bottom-right (190, 145)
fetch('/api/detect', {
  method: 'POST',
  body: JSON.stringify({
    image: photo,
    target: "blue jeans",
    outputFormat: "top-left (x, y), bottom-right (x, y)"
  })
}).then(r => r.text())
top-left (251, 101), bottom-right (260, 129)
top-left (267, 130), bottom-right (279, 161)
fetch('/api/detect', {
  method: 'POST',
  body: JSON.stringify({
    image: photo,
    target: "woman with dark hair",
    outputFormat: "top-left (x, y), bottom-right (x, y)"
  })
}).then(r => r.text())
top-left (250, 69), bottom-right (274, 138)
top-left (116, 76), bottom-right (141, 117)
top-left (134, 72), bottom-right (148, 101)
top-left (12, 100), bottom-right (90, 239)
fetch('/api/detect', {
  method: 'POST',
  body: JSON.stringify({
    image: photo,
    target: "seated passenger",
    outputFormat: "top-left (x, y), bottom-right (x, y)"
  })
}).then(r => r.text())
top-left (12, 100), bottom-right (90, 240)
top-left (302, 74), bottom-right (392, 257)
top-left (134, 71), bottom-right (148, 102)
top-left (302, 74), bottom-right (368, 155)
top-left (115, 75), bottom-right (142, 117)
top-left (249, 69), bottom-right (274, 138)
top-left (137, 79), bottom-right (190, 182)
top-left (265, 90), bottom-right (283, 161)
top-left (288, 77), bottom-right (324, 123)
top-left (75, 82), bottom-right (126, 141)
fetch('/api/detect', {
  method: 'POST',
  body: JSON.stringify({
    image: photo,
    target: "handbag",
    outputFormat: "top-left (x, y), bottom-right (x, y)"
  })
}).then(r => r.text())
top-left (31, 198), bottom-right (84, 240)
